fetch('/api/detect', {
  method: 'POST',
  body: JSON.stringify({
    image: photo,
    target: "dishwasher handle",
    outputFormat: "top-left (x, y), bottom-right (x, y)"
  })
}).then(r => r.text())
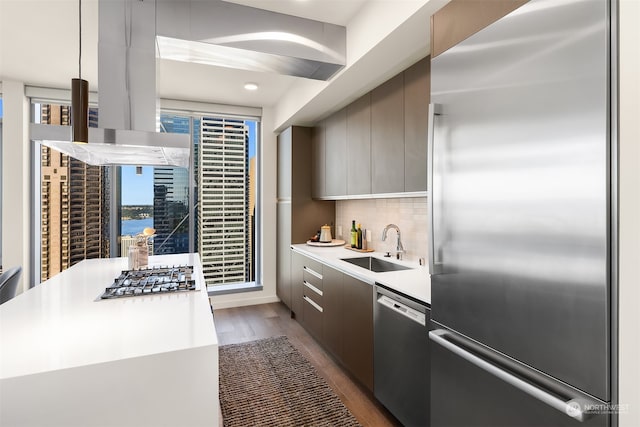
top-left (377, 294), bottom-right (426, 326)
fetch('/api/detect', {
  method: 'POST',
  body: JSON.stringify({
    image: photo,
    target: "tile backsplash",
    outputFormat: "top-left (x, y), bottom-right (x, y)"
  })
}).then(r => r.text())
top-left (335, 197), bottom-right (428, 263)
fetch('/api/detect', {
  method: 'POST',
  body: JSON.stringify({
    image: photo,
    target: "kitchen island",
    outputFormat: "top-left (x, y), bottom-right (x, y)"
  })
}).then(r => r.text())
top-left (0, 253), bottom-right (219, 427)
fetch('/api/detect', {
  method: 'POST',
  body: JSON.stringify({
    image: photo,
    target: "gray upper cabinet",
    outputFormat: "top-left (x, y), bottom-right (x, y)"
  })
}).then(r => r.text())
top-left (290, 127), bottom-right (312, 203)
top-left (277, 127), bottom-right (293, 200)
top-left (311, 57), bottom-right (429, 199)
top-left (325, 108), bottom-right (347, 197)
top-left (404, 56), bottom-right (430, 192)
top-left (371, 73), bottom-right (405, 194)
top-left (311, 124), bottom-right (327, 199)
top-left (347, 93), bottom-right (371, 195)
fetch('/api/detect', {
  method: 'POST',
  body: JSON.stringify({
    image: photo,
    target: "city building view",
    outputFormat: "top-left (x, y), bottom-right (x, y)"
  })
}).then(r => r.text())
top-left (38, 104), bottom-right (110, 282)
top-left (152, 166), bottom-right (190, 254)
top-left (33, 105), bottom-right (257, 287)
top-left (198, 117), bottom-right (252, 286)
top-left (152, 115), bottom-right (191, 255)
top-left (248, 156), bottom-right (256, 282)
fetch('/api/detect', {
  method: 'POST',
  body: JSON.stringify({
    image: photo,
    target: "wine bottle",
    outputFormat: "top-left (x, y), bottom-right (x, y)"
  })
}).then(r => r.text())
top-left (350, 220), bottom-right (357, 248)
top-left (356, 223), bottom-right (363, 249)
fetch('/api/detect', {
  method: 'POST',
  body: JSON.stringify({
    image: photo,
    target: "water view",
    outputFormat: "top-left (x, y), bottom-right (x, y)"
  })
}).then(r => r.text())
top-left (121, 218), bottom-right (154, 236)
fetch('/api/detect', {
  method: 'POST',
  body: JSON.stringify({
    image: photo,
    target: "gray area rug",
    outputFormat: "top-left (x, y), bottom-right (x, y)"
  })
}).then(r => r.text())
top-left (219, 336), bottom-right (362, 427)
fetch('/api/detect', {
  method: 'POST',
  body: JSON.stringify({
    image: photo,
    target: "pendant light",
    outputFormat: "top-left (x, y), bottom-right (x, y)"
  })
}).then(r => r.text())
top-left (72, 0), bottom-right (88, 144)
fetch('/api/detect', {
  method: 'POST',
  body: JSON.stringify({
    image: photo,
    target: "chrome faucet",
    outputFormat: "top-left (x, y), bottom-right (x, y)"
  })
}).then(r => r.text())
top-left (382, 224), bottom-right (404, 260)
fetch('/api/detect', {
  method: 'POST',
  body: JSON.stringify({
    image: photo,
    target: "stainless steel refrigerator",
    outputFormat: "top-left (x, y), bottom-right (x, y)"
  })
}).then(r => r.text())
top-left (428, 0), bottom-right (615, 426)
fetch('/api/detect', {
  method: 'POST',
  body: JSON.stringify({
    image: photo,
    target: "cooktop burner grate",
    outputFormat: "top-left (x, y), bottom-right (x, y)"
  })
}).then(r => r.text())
top-left (99, 265), bottom-right (197, 300)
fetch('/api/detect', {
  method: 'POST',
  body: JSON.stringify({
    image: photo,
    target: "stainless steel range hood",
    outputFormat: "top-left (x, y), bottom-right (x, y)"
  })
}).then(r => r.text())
top-left (30, 124), bottom-right (190, 167)
top-left (31, 0), bottom-right (191, 168)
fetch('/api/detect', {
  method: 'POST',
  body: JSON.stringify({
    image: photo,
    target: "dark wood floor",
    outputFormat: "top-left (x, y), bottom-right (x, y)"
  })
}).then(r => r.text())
top-left (214, 302), bottom-right (401, 427)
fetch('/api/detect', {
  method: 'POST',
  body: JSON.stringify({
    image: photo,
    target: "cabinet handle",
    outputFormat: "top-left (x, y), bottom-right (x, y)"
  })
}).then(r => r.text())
top-left (303, 295), bottom-right (323, 313)
top-left (303, 281), bottom-right (323, 296)
top-left (303, 266), bottom-right (323, 280)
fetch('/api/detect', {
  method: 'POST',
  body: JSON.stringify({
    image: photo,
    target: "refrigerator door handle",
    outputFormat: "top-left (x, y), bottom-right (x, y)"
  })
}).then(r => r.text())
top-left (429, 329), bottom-right (596, 422)
top-left (427, 103), bottom-right (436, 274)
top-left (427, 103), bottom-right (442, 275)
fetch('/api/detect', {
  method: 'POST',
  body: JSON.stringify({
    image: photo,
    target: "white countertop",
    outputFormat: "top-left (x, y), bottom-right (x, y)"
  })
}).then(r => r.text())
top-left (291, 244), bottom-right (431, 304)
top-left (0, 253), bottom-right (217, 380)
top-left (0, 253), bottom-right (219, 427)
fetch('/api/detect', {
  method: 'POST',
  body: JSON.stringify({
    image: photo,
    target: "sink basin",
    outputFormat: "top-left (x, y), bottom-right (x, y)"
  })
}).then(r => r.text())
top-left (341, 256), bottom-right (412, 273)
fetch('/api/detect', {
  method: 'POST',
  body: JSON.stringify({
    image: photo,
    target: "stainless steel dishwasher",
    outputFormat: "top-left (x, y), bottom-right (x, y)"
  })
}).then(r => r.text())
top-left (374, 283), bottom-right (430, 427)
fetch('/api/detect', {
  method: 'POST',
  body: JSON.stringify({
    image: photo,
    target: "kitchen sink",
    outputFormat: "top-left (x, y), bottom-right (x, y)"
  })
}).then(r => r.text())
top-left (341, 256), bottom-right (412, 273)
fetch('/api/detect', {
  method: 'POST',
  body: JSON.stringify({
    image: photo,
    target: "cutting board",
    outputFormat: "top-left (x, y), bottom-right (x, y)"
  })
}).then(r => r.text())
top-left (306, 239), bottom-right (346, 247)
top-left (344, 245), bottom-right (374, 253)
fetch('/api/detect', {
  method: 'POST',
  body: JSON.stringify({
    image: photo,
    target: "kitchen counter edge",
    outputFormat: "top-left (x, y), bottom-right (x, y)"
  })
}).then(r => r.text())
top-left (291, 244), bottom-right (431, 305)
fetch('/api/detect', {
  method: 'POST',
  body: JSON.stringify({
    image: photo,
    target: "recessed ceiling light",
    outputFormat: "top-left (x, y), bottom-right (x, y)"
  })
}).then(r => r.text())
top-left (244, 82), bottom-right (259, 91)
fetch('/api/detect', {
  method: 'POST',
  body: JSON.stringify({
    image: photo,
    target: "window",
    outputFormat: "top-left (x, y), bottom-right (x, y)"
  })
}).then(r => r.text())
top-left (119, 166), bottom-right (154, 256)
top-left (118, 113), bottom-right (191, 257)
top-left (33, 102), bottom-right (110, 282)
top-left (119, 112), bottom-right (260, 288)
top-left (0, 96), bottom-right (3, 271)
top-left (154, 114), bottom-right (191, 255)
top-left (198, 117), bottom-right (257, 286)
top-left (31, 97), bottom-right (260, 291)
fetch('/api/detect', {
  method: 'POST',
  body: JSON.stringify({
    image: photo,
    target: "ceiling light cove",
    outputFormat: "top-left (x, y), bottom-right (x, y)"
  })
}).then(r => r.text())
top-left (244, 83), bottom-right (259, 91)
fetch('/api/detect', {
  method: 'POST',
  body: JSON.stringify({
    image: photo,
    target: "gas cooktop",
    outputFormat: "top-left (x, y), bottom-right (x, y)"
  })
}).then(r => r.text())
top-left (99, 265), bottom-right (197, 300)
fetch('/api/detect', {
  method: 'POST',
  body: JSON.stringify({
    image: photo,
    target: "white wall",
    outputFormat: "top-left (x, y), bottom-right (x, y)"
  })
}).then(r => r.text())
top-left (618, 0), bottom-right (640, 425)
top-left (1, 80), bottom-right (30, 293)
top-left (209, 107), bottom-right (279, 309)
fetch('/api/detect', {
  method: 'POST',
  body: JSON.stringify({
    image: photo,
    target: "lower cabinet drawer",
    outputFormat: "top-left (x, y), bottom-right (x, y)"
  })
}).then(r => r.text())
top-left (303, 280), bottom-right (323, 306)
top-left (303, 268), bottom-right (323, 291)
top-left (303, 295), bottom-right (323, 341)
top-left (302, 258), bottom-right (324, 278)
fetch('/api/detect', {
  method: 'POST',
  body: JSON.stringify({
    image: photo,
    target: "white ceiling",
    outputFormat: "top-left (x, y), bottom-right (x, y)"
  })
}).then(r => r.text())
top-left (0, 0), bottom-right (440, 126)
